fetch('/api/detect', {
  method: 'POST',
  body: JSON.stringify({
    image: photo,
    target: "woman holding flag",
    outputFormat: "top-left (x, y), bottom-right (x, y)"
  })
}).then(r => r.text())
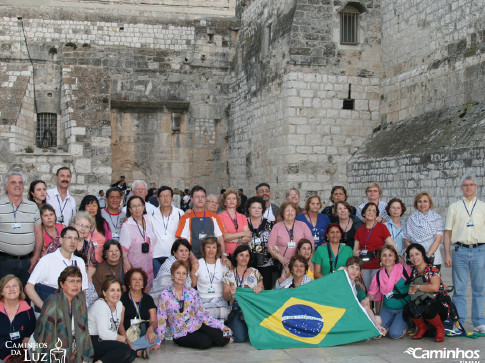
top-left (222, 245), bottom-right (263, 342)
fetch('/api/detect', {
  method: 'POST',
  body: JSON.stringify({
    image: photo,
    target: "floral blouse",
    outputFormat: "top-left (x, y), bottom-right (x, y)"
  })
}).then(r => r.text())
top-left (156, 285), bottom-right (223, 340)
top-left (411, 264), bottom-right (450, 315)
top-left (223, 267), bottom-right (262, 289)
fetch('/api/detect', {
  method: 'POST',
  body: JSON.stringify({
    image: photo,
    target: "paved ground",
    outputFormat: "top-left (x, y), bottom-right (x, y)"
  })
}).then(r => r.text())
top-left (148, 266), bottom-right (484, 363)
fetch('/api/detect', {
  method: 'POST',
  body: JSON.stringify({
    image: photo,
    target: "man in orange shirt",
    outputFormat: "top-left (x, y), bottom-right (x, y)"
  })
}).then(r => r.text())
top-left (176, 186), bottom-right (226, 260)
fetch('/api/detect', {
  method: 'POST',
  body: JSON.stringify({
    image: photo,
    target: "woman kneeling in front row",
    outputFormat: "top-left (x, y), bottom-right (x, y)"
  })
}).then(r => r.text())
top-left (88, 276), bottom-right (137, 362)
top-left (157, 261), bottom-right (232, 349)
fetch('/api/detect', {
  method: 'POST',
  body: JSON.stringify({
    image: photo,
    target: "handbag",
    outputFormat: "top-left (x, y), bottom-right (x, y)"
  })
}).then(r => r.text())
top-left (406, 276), bottom-right (436, 318)
top-left (125, 294), bottom-right (147, 341)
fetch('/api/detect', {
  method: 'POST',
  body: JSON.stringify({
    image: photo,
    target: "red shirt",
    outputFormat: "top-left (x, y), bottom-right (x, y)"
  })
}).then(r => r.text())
top-left (355, 222), bottom-right (390, 269)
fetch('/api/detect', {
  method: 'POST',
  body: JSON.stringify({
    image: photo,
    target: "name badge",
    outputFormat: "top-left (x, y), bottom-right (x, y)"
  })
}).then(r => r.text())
top-left (130, 318), bottom-right (141, 326)
top-left (10, 331), bottom-right (20, 340)
top-left (12, 223), bottom-right (22, 229)
top-left (207, 287), bottom-right (215, 294)
top-left (57, 216), bottom-right (64, 224)
top-left (313, 235), bottom-right (320, 243)
top-left (287, 241), bottom-right (296, 248)
top-left (361, 250), bottom-right (368, 255)
top-left (199, 233), bottom-right (207, 240)
top-left (384, 292), bottom-right (393, 299)
top-left (92, 242), bottom-right (98, 247)
top-left (253, 237), bottom-right (262, 245)
top-left (112, 233), bottom-right (119, 239)
top-left (466, 222), bottom-right (475, 227)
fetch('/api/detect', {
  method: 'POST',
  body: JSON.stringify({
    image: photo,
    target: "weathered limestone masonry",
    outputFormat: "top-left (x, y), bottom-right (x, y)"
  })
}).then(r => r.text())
top-left (0, 0), bottom-right (236, 200)
top-left (348, 0), bottom-right (485, 216)
top-left (228, 0), bottom-right (382, 203)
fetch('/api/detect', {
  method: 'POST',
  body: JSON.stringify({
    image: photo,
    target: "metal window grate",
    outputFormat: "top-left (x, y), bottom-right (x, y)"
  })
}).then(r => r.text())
top-left (36, 113), bottom-right (57, 148)
top-left (340, 10), bottom-right (359, 44)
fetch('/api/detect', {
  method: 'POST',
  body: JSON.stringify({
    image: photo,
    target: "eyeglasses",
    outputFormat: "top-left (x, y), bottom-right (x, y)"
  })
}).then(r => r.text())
top-left (130, 204), bottom-right (145, 209)
top-left (462, 183), bottom-right (476, 187)
top-left (257, 189), bottom-right (270, 193)
top-left (193, 195), bottom-right (206, 200)
top-left (75, 223), bottom-right (90, 230)
top-left (65, 279), bottom-right (82, 284)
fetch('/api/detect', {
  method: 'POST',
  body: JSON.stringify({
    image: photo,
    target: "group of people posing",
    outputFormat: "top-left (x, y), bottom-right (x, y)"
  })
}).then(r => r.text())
top-left (0, 168), bottom-right (484, 362)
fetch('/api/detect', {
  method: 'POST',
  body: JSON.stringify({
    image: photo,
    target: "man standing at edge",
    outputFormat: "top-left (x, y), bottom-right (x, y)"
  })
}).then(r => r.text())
top-left (444, 174), bottom-right (485, 333)
top-left (176, 185), bottom-right (226, 260)
top-left (151, 186), bottom-right (185, 277)
top-left (46, 166), bottom-right (77, 226)
top-left (0, 171), bottom-right (43, 287)
top-left (100, 187), bottom-right (126, 240)
top-left (256, 183), bottom-right (279, 222)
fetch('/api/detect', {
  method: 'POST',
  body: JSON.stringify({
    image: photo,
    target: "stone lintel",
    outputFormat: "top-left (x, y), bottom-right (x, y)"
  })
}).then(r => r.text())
top-left (110, 100), bottom-right (190, 113)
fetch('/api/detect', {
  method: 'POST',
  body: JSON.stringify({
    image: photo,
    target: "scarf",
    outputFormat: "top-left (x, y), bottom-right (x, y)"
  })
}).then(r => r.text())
top-left (404, 209), bottom-right (442, 243)
top-left (376, 263), bottom-right (410, 295)
top-left (34, 289), bottom-right (94, 363)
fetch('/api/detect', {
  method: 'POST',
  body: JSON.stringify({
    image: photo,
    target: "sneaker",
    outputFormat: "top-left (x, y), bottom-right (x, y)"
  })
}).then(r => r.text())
top-left (165, 329), bottom-right (173, 341)
top-left (473, 325), bottom-right (485, 333)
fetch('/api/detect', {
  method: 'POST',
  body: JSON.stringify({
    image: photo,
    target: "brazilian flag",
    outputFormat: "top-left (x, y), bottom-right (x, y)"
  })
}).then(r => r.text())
top-left (234, 270), bottom-right (380, 349)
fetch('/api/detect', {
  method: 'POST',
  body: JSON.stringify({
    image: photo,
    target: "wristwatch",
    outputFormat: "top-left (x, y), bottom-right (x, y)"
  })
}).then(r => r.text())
top-left (417, 285), bottom-right (421, 291)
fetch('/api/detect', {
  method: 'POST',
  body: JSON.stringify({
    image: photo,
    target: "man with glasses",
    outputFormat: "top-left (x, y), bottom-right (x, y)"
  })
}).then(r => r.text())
top-left (46, 166), bottom-right (77, 226)
top-left (122, 180), bottom-right (157, 214)
top-left (205, 194), bottom-right (219, 213)
top-left (101, 187), bottom-right (126, 240)
top-left (25, 226), bottom-right (88, 310)
top-left (255, 183), bottom-right (279, 222)
top-left (0, 171), bottom-right (43, 287)
top-left (176, 185), bottom-right (226, 259)
top-left (150, 186), bottom-right (185, 276)
top-left (444, 174), bottom-right (485, 333)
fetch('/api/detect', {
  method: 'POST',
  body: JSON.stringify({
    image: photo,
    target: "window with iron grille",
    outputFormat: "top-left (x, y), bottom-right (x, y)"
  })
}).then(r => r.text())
top-left (36, 113), bottom-right (57, 148)
top-left (340, 7), bottom-right (359, 44)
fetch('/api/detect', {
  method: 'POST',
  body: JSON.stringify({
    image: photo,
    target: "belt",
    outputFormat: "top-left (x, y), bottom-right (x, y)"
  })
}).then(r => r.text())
top-left (0, 251), bottom-right (33, 259)
top-left (455, 242), bottom-right (485, 249)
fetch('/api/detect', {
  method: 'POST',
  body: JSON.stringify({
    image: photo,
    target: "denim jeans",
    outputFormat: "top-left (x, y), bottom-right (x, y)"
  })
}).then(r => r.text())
top-left (228, 310), bottom-right (248, 343)
top-left (452, 243), bottom-right (485, 326)
top-left (153, 257), bottom-right (168, 279)
top-left (379, 306), bottom-right (407, 339)
top-left (131, 324), bottom-right (159, 350)
top-left (0, 255), bottom-right (31, 289)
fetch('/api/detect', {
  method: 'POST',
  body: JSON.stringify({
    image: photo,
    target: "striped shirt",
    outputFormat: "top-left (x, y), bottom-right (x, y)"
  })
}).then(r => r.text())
top-left (0, 197), bottom-right (41, 256)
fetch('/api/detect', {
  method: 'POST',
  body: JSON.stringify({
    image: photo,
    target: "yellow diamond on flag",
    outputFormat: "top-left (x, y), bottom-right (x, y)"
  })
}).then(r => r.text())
top-left (259, 297), bottom-right (346, 345)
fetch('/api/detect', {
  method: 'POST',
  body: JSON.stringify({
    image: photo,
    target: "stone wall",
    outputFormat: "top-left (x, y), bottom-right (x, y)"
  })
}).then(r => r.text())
top-left (0, 2), bottom-right (236, 198)
top-left (379, 0), bottom-right (485, 125)
top-left (348, 0), bottom-right (485, 217)
top-left (228, 0), bottom-right (382, 205)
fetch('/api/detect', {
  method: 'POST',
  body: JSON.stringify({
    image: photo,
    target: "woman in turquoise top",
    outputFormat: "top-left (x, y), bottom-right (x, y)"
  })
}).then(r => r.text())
top-left (312, 224), bottom-right (353, 278)
top-left (361, 246), bottom-right (412, 339)
top-left (384, 198), bottom-right (406, 254)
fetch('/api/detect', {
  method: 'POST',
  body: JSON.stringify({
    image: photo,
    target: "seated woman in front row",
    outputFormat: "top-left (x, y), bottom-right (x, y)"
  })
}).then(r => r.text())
top-left (276, 255), bottom-right (313, 289)
top-left (34, 266), bottom-right (93, 362)
top-left (157, 261), bottom-right (232, 349)
top-left (361, 246), bottom-right (412, 339)
top-left (88, 276), bottom-right (137, 362)
top-left (0, 275), bottom-right (36, 362)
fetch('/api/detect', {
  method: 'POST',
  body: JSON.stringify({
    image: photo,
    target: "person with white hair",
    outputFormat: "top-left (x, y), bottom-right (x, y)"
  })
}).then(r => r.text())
top-left (122, 180), bottom-right (157, 214)
top-left (443, 174), bottom-right (485, 333)
top-left (0, 171), bottom-right (43, 287)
